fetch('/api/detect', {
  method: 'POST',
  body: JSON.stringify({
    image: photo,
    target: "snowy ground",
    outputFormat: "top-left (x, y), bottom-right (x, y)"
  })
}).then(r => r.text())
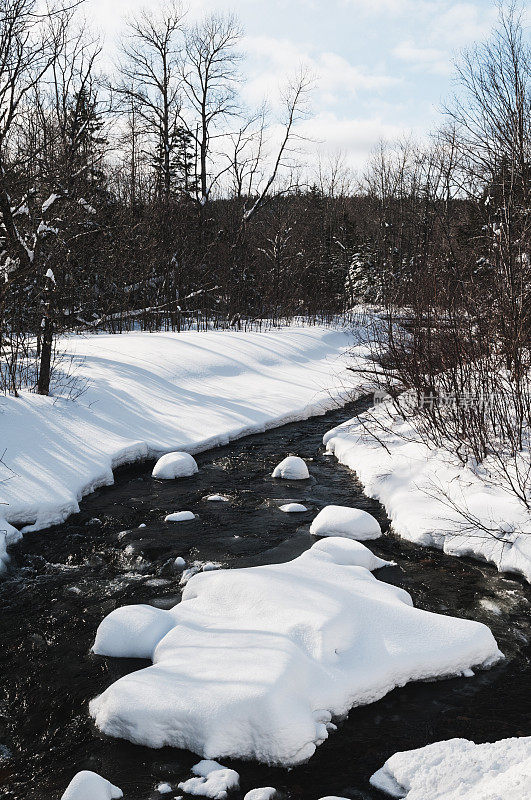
top-left (0, 325), bottom-right (367, 570)
top-left (370, 736), bottom-right (531, 800)
top-left (324, 403), bottom-right (531, 582)
top-left (90, 537), bottom-right (500, 766)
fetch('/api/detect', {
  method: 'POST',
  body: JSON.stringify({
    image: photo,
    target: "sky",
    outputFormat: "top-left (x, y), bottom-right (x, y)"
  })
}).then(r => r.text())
top-left (85, 0), bottom-right (506, 171)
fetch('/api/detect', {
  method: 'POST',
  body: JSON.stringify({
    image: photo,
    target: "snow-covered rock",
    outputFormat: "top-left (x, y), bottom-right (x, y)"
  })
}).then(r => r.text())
top-left (93, 604), bottom-right (175, 659)
top-left (178, 760), bottom-right (239, 799)
top-left (164, 511), bottom-right (196, 523)
top-left (90, 538), bottom-right (501, 766)
top-left (61, 771), bottom-right (122, 800)
top-left (311, 537), bottom-right (392, 571)
top-left (244, 789), bottom-right (276, 800)
top-left (152, 452), bottom-right (198, 480)
top-left (174, 556), bottom-right (186, 568)
top-left (370, 736), bottom-right (531, 800)
top-left (279, 503), bottom-right (307, 513)
top-left (310, 505), bottom-right (381, 540)
top-left (271, 456), bottom-right (309, 480)
top-left (155, 783), bottom-right (172, 794)
top-left (206, 495), bottom-right (230, 502)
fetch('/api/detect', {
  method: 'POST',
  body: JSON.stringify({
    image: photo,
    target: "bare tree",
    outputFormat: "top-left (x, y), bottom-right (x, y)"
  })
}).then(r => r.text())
top-left (116, 2), bottom-right (186, 201)
top-left (181, 13), bottom-right (242, 207)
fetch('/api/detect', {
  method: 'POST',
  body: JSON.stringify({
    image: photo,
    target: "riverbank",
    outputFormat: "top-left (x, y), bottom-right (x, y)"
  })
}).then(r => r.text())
top-left (324, 403), bottom-right (531, 583)
top-left (0, 324), bottom-right (371, 570)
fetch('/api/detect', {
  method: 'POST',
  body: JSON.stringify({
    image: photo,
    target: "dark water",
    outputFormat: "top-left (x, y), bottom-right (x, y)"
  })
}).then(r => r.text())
top-left (1, 398), bottom-right (530, 800)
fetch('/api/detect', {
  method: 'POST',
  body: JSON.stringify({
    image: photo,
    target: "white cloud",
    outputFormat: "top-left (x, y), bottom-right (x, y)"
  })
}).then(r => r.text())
top-left (393, 41), bottom-right (451, 75)
top-left (243, 35), bottom-right (400, 109)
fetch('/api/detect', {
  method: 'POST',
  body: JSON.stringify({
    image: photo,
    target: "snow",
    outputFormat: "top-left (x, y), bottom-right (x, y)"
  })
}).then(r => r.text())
top-left (174, 557), bottom-right (186, 568)
top-left (61, 771), bottom-right (122, 800)
top-left (93, 604), bottom-right (175, 659)
top-left (152, 452), bottom-right (198, 479)
top-left (206, 494), bottom-right (229, 502)
top-left (279, 503), bottom-right (308, 512)
top-left (89, 537), bottom-right (501, 766)
top-left (271, 456), bottom-right (309, 480)
top-left (369, 736), bottom-right (531, 800)
top-left (324, 403), bottom-right (531, 582)
top-left (164, 511), bottom-right (196, 523)
top-left (0, 325), bottom-right (365, 569)
top-left (244, 790), bottom-right (277, 800)
top-left (309, 505), bottom-right (381, 541)
top-left (42, 193), bottom-right (60, 213)
top-left (178, 760), bottom-right (239, 799)
top-left (156, 783), bottom-right (172, 794)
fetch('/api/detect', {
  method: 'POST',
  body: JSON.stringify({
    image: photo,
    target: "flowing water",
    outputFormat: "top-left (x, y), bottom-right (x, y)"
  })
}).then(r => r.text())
top-left (1, 398), bottom-right (530, 800)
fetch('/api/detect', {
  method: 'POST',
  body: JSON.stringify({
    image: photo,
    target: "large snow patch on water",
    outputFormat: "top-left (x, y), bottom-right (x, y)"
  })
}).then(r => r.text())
top-left (90, 537), bottom-right (501, 766)
top-left (370, 736), bottom-right (531, 800)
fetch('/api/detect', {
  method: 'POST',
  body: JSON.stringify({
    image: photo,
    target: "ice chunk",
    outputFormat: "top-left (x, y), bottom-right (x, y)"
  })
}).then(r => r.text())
top-left (90, 538), bottom-right (501, 766)
top-left (156, 783), bottom-right (172, 794)
top-left (206, 495), bottom-right (230, 502)
top-left (272, 456), bottom-right (309, 480)
top-left (61, 771), bottom-right (122, 800)
top-left (174, 556), bottom-right (186, 568)
top-left (244, 790), bottom-right (276, 800)
top-left (164, 511), bottom-right (195, 523)
top-left (370, 736), bottom-right (531, 800)
top-left (279, 503), bottom-right (307, 513)
top-left (310, 505), bottom-right (381, 540)
top-left (152, 452), bottom-right (198, 480)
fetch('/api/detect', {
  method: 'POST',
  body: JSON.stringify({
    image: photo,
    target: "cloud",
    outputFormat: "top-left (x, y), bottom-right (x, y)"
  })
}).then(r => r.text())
top-left (393, 41), bottom-right (451, 75)
top-left (434, 3), bottom-right (498, 47)
top-left (243, 35), bottom-right (401, 109)
top-left (297, 113), bottom-right (419, 169)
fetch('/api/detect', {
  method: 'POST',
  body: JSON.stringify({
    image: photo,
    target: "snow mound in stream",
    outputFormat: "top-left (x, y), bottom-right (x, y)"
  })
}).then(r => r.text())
top-left (61, 771), bottom-right (122, 800)
top-left (152, 452), bottom-right (198, 480)
top-left (370, 736), bottom-right (531, 800)
top-left (178, 759), bottom-right (240, 798)
top-left (89, 538), bottom-right (501, 766)
top-left (271, 456), bottom-right (309, 480)
top-left (164, 510), bottom-right (196, 522)
top-left (310, 505), bottom-right (381, 540)
top-left (279, 503), bottom-right (307, 513)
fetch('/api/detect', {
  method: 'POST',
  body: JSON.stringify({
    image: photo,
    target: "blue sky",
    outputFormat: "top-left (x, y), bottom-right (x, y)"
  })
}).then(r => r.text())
top-left (87, 0), bottom-right (506, 169)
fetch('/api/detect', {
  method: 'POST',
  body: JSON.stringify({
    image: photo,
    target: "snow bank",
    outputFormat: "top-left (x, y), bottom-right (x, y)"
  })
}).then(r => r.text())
top-left (324, 404), bottom-right (531, 582)
top-left (271, 456), bottom-right (310, 480)
top-left (0, 326), bottom-right (366, 569)
top-left (370, 736), bottom-right (531, 800)
top-left (279, 503), bottom-right (308, 513)
top-left (164, 511), bottom-right (196, 523)
top-left (89, 537), bottom-right (501, 766)
top-left (178, 760), bottom-right (239, 799)
top-left (152, 451), bottom-right (198, 479)
top-left (310, 505), bottom-right (381, 540)
top-left (61, 771), bottom-right (122, 800)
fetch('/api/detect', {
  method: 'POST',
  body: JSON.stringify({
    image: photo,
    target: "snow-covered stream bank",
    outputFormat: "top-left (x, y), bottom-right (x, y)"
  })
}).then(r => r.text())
top-left (324, 406), bottom-right (531, 582)
top-left (2, 401), bottom-right (530, 799)
top-left (0, 326), bottom-right (365, 569)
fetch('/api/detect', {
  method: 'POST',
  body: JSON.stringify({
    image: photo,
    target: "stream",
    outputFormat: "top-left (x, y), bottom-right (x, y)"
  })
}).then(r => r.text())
top-left (1, 397), bottom-right (530, 800)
